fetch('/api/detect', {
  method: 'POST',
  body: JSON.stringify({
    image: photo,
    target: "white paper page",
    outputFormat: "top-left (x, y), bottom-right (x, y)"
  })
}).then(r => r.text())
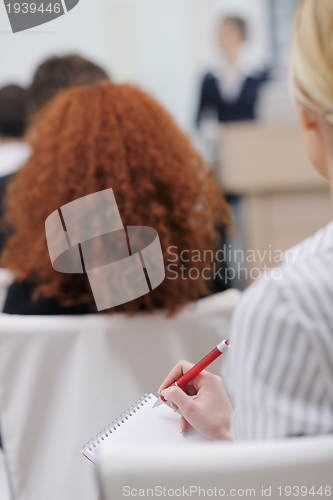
top-left (83, 394), bottom-right (209, 464)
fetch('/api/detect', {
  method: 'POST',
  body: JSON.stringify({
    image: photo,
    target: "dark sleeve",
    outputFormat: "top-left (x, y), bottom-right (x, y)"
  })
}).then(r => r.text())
top-left (0, 174), bottom-right (14, 255)
top-left (239, 70), bottom-right (271, 118)
top-left (209, 259), bottom-right (232, 293)
top-left (196, 73), bottom-right (218, 127)
top-left (208, 226), bottom-right (232, 293)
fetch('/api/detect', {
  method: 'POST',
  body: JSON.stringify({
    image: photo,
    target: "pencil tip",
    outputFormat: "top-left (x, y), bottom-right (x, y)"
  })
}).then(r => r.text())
top-left (153, 398), bottom-right (163, 408)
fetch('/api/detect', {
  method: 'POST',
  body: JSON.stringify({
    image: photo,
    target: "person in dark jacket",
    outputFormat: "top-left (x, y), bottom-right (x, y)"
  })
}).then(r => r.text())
top-left (0, 85), bottom-right (30, 255)
top-left (197, 16), bottom-right (269, 125)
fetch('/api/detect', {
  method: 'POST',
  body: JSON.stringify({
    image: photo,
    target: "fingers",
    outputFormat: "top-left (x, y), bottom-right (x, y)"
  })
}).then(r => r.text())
top-left (180, 415), bottom-right (188, 434)
top-left (158, 360), bottom-right (194, 394)
top-left (191, 370), bottom-right (220, 391)
top-left (161, 385), bottom-right (193, 415)
top-left (161, 370), bottom-right (233, 441)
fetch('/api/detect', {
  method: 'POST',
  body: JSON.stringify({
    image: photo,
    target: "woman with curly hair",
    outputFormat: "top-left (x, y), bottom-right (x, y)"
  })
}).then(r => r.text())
top-left (1, 81), bottom-right (230, 315)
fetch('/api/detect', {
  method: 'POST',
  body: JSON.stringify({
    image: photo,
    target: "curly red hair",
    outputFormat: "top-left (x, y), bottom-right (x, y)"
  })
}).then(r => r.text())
top-left (1, 81), bottom-right (230, 314)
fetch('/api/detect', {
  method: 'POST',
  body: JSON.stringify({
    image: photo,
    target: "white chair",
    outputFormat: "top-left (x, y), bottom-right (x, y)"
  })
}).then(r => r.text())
top-left (0, 448), bottom-right (11, 500)
top-left (0, 289), bottom-right (240, 500)
top-left (0, 269), bottom-right (13, 500)
top-left (98, 436), bottom-right (333, 500)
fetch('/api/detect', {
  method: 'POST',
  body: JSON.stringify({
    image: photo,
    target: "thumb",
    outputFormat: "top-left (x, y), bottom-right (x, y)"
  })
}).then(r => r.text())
top-left (161, 386), bottom-right (192, 414)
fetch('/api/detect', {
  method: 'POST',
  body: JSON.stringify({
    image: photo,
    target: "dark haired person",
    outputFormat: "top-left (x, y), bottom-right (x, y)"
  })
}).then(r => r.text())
top-left (0, 84), bottom-right (30, 254)
top-left (29, 54), bottom-right (109, 114)
top-left (197, 17), bottom-right (269, 125)
top-left (0, 56), bottom-right (108, 255)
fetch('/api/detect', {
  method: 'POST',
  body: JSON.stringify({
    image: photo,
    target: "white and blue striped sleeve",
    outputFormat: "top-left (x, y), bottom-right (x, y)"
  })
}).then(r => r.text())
top-left (225, 269), bottom-right (333, 440)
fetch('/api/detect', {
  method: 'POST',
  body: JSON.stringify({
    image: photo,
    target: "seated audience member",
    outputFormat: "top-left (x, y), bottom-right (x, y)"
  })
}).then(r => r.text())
top-left (1, 81), bottom-right (230, 315)
top-left (28, 54), bottom-right (109, 115)
top-left (0, 85), bottom-right (30, 254)
top-left (0, 56), bottom-right (108, 256)
top-left (197, 16), bottom-right (269, 126)
top-left (160, 0), bottom-right (333, 440)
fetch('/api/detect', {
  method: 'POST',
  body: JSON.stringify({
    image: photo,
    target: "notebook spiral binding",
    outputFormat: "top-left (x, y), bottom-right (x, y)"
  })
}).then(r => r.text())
top-left (82, 394), bottom-right (152, 452)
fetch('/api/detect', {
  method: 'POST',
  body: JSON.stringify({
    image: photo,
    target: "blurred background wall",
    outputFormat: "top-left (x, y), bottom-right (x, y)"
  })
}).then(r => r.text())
top-left (3, 0), bottom-right (325, 292)
top-left (1, 0), bottom-right (276, 133)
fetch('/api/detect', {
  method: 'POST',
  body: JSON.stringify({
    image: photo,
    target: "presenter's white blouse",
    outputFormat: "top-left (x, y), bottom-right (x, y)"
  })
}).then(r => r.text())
top-left (227, 221), bottom-right (333, 439)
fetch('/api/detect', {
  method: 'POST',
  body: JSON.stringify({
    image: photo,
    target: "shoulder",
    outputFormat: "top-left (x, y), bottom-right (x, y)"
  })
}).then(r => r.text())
top-left (229, 265), bottom-right (323, 377)
top-left (282, 220), bottom-right (333, 266)
top-left (231, 268), bottom-right (289, 336)
top-left (231, 231), bottom-right (333, 361)
top-left (249, 69), bottom-right (270, 82)
top-left (202, 72), bottom-right (217, 81)
top-left (200, 72), bottom-right (218, 87)
top-left (279, 222), bottom-right (333, 317)
top-left (234, 243), bottom-right (333, 331)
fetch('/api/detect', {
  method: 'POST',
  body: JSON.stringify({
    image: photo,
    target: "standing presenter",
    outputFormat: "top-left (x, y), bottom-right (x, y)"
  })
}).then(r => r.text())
top-left (197, 16), bottom-right (268, 126)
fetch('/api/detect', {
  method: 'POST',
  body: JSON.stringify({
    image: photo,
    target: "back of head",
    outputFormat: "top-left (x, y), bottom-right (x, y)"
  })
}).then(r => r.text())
top-left (290, 0), bottom-right (333, 125)
top-left (29, 54), bottom-right (109, 114)
top-left (1, 81), bottom-right (230, 314)
top-left (0, 85), bottom-right (27, 139)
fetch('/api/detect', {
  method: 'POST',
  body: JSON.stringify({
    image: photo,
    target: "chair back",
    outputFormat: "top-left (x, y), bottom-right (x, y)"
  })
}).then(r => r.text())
top-left (98, 436), bottom-right (333, 500)
top-left (0, 289), bottom-right (239, 500)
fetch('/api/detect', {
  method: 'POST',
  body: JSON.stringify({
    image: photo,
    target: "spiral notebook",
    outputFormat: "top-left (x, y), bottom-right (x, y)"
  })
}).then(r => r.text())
top-left (82, 393), bottom-right (209, 464)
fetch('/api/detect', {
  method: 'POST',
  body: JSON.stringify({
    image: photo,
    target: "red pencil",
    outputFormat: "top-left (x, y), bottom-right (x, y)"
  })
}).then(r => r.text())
top-left (153, 339), bottom-right (230, 408)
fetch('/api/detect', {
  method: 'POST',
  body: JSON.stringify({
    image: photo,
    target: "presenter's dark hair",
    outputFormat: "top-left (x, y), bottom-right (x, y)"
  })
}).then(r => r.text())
top-left (29, 54), bottom-right (109, 114)
top-left (0, 85), bottom-right (28, 139)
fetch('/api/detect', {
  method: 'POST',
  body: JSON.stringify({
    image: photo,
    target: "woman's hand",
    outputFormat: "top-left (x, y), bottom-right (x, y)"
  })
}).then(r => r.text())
top-left (158, 360), bottom-right (233, 441)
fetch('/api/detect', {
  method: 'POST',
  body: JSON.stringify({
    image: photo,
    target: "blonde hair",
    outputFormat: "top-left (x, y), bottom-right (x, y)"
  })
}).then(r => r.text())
top-left (290, 0), bottom-right (333, 124)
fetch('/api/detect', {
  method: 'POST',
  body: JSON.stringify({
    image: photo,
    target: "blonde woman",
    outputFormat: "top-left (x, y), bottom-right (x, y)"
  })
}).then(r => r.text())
top-left (159, 0), bottom-right (333, 440)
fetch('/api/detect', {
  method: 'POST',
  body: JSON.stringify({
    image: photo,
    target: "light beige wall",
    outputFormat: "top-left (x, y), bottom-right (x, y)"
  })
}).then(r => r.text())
top-left (217, 122), bottom-right (333, 280)
top-left (0, 0), bottom-right (272, 132)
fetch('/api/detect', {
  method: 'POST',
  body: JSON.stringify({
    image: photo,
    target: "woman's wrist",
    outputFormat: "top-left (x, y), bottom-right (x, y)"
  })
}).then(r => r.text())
top-left (218, 427), bottom-right (233, 441)
top-left (216, 412), bottom-right (233, 441)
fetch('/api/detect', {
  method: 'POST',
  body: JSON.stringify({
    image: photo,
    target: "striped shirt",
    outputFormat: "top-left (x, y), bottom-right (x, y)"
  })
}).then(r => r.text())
top-left (226, 221), bottom-right (333, 439)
